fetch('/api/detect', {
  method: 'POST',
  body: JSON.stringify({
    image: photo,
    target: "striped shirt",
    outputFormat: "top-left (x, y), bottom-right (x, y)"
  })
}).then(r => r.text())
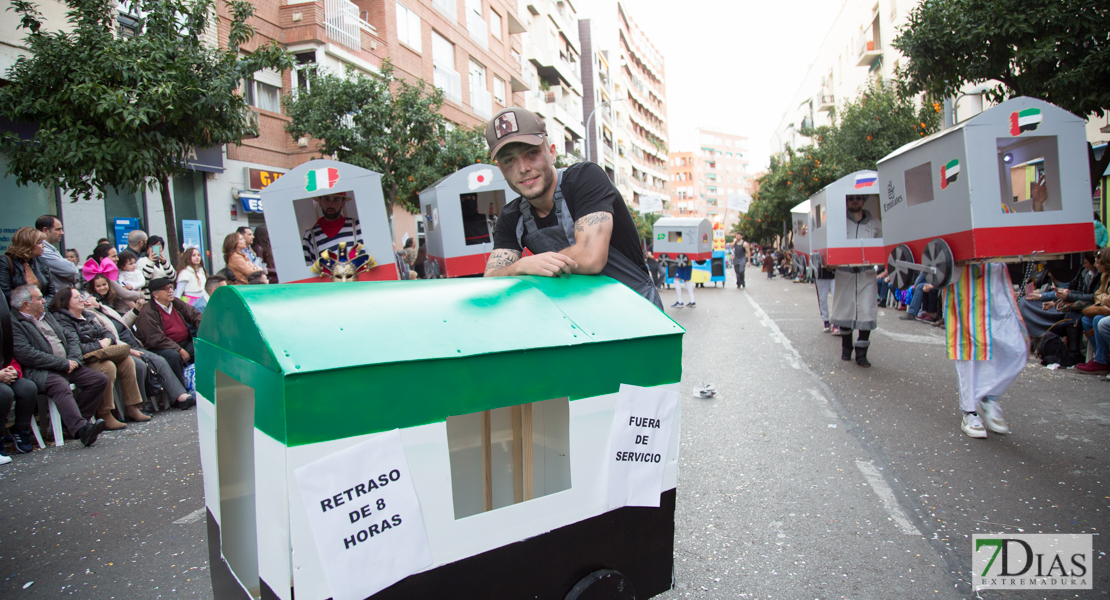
top-left (302, 218), bottom-right (362, 265)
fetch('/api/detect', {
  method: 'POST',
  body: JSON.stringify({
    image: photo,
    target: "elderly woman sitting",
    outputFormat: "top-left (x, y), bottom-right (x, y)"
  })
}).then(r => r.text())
top-left (50, 286), bottom-right (150, 430)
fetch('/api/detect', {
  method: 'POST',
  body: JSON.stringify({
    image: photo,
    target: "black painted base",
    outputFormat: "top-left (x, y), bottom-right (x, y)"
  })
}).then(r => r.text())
top-left (206, 489), bottom-right (677, 600)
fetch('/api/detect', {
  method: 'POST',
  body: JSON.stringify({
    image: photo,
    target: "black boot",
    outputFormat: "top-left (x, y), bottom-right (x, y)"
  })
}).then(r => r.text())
top-left (855, 344), bottom-right (871, 368)
top-left (841, 333), bottom-right (854, 361)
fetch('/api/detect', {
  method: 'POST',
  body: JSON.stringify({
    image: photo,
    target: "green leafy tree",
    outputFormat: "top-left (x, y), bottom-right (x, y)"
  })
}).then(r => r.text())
top-left (0, 0), bottom-right (292, 262)
top-left (630, 209), bottom-right (662, 244)
top-left (893, 0), bottom-right (1110, 190)
top-left (284, 60), bottom-right (489, 214)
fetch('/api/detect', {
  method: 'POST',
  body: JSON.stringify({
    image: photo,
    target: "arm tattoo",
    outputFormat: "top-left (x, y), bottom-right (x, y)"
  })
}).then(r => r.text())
top-left (574, 212), bottom-right (612, 232)
top-left (484, 249), bottom-right (522, 274)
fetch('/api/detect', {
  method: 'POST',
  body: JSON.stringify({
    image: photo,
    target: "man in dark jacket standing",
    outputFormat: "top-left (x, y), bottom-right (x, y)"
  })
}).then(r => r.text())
top-left (136, 277), bottom-right (202, 388)
top-left (9, 284), bottom-right (107, 446)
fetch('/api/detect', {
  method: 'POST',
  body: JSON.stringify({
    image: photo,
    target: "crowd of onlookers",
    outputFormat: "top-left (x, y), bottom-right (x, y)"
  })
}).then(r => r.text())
top-left (0, 215), bottom-right (278, 464)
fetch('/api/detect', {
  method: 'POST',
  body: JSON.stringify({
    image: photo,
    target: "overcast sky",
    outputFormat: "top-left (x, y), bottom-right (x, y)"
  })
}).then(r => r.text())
top-left (578, 0), bottom-right (847, 173)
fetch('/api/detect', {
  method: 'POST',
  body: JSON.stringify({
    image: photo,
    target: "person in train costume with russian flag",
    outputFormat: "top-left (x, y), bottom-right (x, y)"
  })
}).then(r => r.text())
top-left (301, 186), bottom-right (363, 266)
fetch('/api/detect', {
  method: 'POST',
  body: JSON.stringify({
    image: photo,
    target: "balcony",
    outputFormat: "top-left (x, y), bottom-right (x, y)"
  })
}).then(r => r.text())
top-left (434, 61), bottom-right (462, 105)
top-left (324, 0), bottom-right (361, 52)
top-left (471, 86), bottom-right (493, 120)
top-left (856, 27), bottom-right (881, 66)
top-left (817, 93), bottom-right (835, 112)
top-left (467, 11), bottom-right (488, 50)
top-left (432, 0), bottom-right (456, 24)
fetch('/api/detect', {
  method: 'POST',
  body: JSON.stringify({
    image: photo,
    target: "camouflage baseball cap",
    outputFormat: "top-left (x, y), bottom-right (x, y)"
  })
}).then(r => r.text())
top-left (486, 107), bottom-right (547, 161)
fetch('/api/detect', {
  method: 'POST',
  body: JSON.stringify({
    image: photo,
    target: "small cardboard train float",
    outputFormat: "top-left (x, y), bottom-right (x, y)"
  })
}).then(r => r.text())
top-left (418, 163), bottom-right (514, 278)
top-left (878, 97), bottom-right (1096, 289)
top-left (790, 199), bottom-right (812, 278)
top-left (195, 276), bottom-right (685, 600)
top-left (261, 159), bottom-right (399, 283)
top-left (653, 217), bottom-right (714, 285)
top-left (690, 222), bottom-right (727, 287)
top-left (806, 170), bottom-right (885, 271)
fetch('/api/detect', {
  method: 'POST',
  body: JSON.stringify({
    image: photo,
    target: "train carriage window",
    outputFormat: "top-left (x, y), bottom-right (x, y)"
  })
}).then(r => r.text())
top-left (667, 231), bottom-right (683, 243)
top-left (997, 136), bottom-right (1061, 213)
top-left (812, 204), bottom-right (824, 229)
top-left (446, 398), bottom-right (571, 519)
top-left (904, 163), bottom-right (934, 207)
top-left (460, 191), bottom-right (507, 246)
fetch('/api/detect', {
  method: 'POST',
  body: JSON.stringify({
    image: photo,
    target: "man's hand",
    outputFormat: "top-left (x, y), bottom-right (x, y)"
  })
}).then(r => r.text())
top-left (1030, 175), bottom-right (1047, 212)
top-left (1027, 290), bottom-right (1042, 301)
top-left (99, 338), bottom-right (111, 349)
top-left (178, 348), bottom-right (190, 363)
top-left (514, 252), bottom-right (578, 276)
top-left (67, 360), bottom-right (79, 373)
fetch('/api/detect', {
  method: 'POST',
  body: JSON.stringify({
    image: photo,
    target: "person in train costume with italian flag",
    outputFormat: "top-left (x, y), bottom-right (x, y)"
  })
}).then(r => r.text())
top-left (301, 167), bottom-right (363, 266)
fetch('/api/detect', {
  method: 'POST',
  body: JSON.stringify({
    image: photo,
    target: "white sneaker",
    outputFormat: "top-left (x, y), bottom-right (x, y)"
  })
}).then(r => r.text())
top-left (961, 413), bottom-right (988, 439)
top-left (0, 454), bottom-right (11, 465)
top-left (976, 398), bottom-right (1010, 435)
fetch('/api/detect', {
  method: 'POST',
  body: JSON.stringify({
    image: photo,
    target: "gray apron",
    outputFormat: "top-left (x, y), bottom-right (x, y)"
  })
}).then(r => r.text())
top-left (515, 169), bottom-right (663, 310)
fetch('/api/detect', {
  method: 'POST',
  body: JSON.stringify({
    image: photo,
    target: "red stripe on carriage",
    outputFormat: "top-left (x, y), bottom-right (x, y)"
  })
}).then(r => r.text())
top-left (652, 251), bottom-right (713, 262)
top-left (884, 223), bottom-right (1097, 261)
top-left (286, 263), bottom-right (400, 283)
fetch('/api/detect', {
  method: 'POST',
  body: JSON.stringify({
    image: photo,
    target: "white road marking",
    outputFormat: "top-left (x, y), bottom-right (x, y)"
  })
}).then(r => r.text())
top-left (855, 460), bottom-right (922, 536)
top-left (173, 507), bottom-right (206, 525)
top-left (807, 389), bottom-right (838, 419)
top-left (873, 328), bottom-right (945, 346)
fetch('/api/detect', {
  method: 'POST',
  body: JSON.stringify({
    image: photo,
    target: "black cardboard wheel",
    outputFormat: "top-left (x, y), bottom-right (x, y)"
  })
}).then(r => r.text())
top-left (922, 238), bottom-right (955, 288)
top-left (564, 569), bottom-right (637, 600)
top-left (886, 244), bottom-right (915, 290)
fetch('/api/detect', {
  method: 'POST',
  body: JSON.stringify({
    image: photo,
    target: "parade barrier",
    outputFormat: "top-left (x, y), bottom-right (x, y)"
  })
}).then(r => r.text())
top-left (418, 163), bottom-right (514, 278)
top-left (195, 276), bottom-right (684, 600)
top-left (806, 170), bottom-right (884, 270)
top-left (878, 97), bottom-right (1095, 288)
top-left (261, 160), bottom-right (399, 283)
top-left (653, 217), bottom-right (714, 285)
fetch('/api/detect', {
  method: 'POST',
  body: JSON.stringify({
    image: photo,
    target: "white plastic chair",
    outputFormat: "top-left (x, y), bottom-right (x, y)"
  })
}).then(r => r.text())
top-left (30, 392), bottom-right (65, 448)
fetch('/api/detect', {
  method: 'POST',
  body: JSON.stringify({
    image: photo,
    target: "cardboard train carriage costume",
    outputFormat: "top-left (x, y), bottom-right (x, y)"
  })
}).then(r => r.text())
top-left (790, 200), bottom-right (811, 280)
top-left (261, 160), bottom-right (400, 283)
top-left (653, 217), bottom-right (714, 286)
top-left (877, 97), bottom-right (1096, 437)
top-left (418, 163), bottom-right (515, 278)
top-left (196, 277), bottom-right (684, 600)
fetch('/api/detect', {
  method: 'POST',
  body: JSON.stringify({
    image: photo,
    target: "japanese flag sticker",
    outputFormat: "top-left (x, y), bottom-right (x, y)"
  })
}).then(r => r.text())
top-left (468, 169), bottom-right (493, 190)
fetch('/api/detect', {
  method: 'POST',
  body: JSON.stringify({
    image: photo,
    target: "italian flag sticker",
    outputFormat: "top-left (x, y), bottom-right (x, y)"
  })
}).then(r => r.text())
top-left (940, 159), bottom-right (960, 190)
top-left (306, 167), bottom-right (340, 192)
top-left (1009, 108), bottom-right (1042, 136)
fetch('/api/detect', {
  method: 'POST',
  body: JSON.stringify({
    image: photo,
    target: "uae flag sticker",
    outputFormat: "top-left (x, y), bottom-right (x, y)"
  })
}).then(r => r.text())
top-left (1009, 108), bottom-right (1042, 136)
top-left (940, 159), bottom-right (960, 190)
top-left (306, 167), bottom-right (340, 192)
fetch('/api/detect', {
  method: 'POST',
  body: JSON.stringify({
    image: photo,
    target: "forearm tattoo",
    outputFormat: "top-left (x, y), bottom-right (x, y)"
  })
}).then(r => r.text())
top-left (485, 249), bottom-right (522, 274)
top-left (574, 212), bottom-right (612, 232)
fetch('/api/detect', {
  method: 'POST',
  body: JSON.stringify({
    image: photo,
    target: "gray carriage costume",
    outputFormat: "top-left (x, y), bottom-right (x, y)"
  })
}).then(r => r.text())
top-left (831, 208), bottom-right (881, 362)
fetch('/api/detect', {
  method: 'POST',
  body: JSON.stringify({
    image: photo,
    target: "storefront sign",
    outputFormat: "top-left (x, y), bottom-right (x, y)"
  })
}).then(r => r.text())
top-left (607, 383), bottom-right (678, 509)
top-left (294, 430), bottom-right (431, 600)
top-left (185, 146), bottom-right (224, 173)
top-left (248, 168), bottom-right (285, 190)
top-left (240, 195), bottom-right (264, 214)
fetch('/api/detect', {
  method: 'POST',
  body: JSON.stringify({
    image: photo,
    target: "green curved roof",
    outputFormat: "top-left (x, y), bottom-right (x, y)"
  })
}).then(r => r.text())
top-left (199, 275), bottom-right (682, 376)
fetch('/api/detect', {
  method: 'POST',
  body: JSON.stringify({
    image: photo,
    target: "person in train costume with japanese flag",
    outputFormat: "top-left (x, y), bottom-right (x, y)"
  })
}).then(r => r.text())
top-left (301, 167), bottom-right (363, 266)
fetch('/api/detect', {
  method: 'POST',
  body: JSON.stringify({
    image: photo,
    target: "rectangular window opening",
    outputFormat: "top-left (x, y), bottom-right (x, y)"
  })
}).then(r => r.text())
top-left (215, 370), bottom-right (260, 598)
top-left (459, 191), bottom-right (505, 246)
top-left (812, 203), bottom-right (824, 229)
top-left (997, 136), bottom-right (1061, 213)
top-left (904, 162), bottom-right (934, 207)
top-left (447, 398), bottom-right (571, 520)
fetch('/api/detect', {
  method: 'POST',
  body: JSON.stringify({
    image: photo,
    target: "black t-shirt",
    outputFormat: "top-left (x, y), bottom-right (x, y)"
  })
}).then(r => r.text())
top-left (492, 162), bottom-right (646, 270)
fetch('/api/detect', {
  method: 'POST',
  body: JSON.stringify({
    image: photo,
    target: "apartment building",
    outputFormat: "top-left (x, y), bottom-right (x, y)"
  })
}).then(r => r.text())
top-left (0, 0), bottom-right (528, 264)
top-left (515, 0), bottom-right (585, 161)
top-left (578, 18), bottom-right (618, 183)
top-left (668, 129), bottom-right (751, 229)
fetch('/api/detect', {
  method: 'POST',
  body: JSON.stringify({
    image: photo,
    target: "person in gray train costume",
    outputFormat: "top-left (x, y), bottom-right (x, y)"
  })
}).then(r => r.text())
top-left (830, 193), bottom-right (881, 367)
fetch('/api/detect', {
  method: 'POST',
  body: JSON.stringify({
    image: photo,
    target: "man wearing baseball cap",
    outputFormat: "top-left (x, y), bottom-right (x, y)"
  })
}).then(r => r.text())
top-left (483, 107), bottom-right (662, 308)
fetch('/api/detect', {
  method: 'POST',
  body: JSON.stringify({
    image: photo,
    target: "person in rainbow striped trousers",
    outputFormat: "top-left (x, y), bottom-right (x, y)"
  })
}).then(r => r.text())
top-left (944, 262), bottom-right (1029, 438)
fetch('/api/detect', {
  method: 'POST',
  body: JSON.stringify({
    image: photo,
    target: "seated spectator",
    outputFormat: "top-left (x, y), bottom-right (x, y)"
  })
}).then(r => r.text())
top-left (81, 291), bottom-right (196, 411)
top-left (87, 273), bottom-right (136, 317)
top-left (1, 295), bottom-right (37, 458)
top-left (1075, 248), bottom-right (1110, 374)
top-left (175, 247), bottom-right (208, 306)
top-left (136, 277), bottom-right (202, 388)
top-left (116, 250), bottom-right (145, 292)
top-left (222, 233), bottom-right (259, 285)
top-left (83, 242), bottom-right (142, 311)
top-left (1080, 315), bottom-right (1110, 374)
top-left (1022, 253), bottom-right (1098, 342)
top-left (136, 236), bottom-right (176, 300)
top-left (9, 284), bottom-right (108, 447)
top-left (50, 287), bottom-right (149, 430)
top-left (192, 275), bottom-right (227, 313)
top-left (0, 227), bottom-right (56, 305)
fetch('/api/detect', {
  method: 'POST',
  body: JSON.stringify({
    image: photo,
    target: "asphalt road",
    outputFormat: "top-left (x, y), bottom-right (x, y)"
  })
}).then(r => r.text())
top-left (2, 269), bottom-right (1106, 599)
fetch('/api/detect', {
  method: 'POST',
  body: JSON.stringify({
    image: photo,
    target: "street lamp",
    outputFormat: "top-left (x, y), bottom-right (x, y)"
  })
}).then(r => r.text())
top-left (584, 97), bottom-right (622, 163)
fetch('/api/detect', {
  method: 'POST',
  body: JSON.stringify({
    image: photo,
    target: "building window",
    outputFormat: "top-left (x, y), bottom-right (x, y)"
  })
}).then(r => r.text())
top-left (396, 2), bottom-right (421, 52)
top-left (432, 31), bottom-right (461, 105)
top-left (493, 75), bottom-right (506, 105)
top-left (243, 79), bottom-right (281, 113)
top-left (468, 59), bottom-right (491, 119)
top-left (490, 9), bottom-right (502, 40)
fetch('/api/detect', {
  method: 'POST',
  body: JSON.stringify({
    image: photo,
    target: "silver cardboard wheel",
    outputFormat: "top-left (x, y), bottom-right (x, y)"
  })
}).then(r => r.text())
top-left (676, 254), bottom-right (690, 267)
top-left (886, 244), bottom-right (915, 290)
top-left (809, 251), bottom-right (823, 271)
top-left (922, 238), bottom-right (955, 288)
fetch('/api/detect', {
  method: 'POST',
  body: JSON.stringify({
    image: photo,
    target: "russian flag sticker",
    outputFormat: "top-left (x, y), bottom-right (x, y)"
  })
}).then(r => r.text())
top-left (854, 172), bottom-right (877, 189)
